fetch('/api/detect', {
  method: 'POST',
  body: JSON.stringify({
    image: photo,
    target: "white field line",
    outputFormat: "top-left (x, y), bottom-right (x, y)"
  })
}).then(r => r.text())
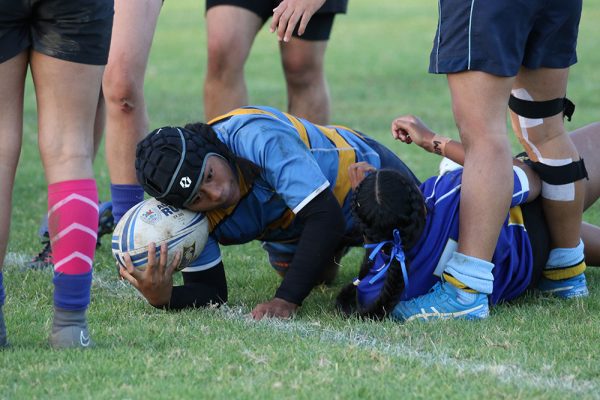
top-left (4, 252), bottom-right (29, 267)
top-left (216, 305), bottom-right (599, 396)
top-left (4, 252), bottom-right (598, 396)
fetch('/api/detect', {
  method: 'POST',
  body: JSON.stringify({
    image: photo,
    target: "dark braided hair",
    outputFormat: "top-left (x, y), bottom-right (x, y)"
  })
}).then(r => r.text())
top-left (336, 169), bottom-right (426, 319)
top-left (184, 122), bottom-right (262, 186)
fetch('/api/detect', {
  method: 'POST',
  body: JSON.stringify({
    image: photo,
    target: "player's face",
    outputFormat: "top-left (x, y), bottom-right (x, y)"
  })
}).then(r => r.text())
top-left (185, 155), bottom-right (240, 212)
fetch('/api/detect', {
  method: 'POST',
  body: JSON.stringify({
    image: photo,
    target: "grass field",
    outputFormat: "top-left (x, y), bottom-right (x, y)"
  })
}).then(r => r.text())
top-left (2, 1), bottom-right (600, 399)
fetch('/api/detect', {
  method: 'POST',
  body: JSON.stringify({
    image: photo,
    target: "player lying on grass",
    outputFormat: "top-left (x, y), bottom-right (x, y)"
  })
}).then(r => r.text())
top-left (336, 120), bottom-right (599, 321)
top-left (120, 105), bottom-right (419, 320)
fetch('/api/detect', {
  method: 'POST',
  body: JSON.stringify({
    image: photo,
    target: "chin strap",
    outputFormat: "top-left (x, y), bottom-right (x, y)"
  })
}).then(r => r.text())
top-left (355, 229), bottom-right (409, 288)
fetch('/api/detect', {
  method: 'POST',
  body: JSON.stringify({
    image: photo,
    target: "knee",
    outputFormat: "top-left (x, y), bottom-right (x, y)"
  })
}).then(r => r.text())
top-left (282, 54), bottom-right (323, 87)
top-left (102, 67), bottom-right (143, 114)
top-left (206, 38), bottom-right (245, 78)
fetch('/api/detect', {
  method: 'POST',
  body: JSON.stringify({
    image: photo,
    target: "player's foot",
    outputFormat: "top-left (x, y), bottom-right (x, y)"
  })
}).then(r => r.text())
top-left (538, 273), bottom-right (589, 299)
top-left (97, 201), bottom-right (115, 246)
top-left (49, 325), bottom-right (93, 349)
top-left (25, 239), bottom-right (53, 270)
top-left (391, 281), bottom-right (489, 322)
top-left (49, 308), bottom-right (93, 349)
top-left (25, 201), bottom-right (115, 270)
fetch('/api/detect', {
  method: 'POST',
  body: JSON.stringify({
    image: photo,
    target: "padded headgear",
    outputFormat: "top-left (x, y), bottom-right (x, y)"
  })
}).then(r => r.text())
top-left (135, 125), bottom-right (224, 208)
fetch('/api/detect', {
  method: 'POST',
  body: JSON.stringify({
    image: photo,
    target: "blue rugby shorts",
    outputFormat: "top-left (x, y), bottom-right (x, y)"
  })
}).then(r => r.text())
top-left (429, 0), bottom-right (582, 77)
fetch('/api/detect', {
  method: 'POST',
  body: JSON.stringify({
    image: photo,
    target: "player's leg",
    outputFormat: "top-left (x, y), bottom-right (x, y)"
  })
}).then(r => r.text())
top-left (280, 38), bottom-right (329, 125)
top-left (203, 4), bottom-right (263, 121)
top-left (279, 13), bottom-right (334, 125)
top-left (511, 79), bottom-right (586, 297)
top-left (27, 69), bottom-right (112, 271)
top-left (570, 122), bottom-right (600, 267)
top-left (103, 0), bottom-right (162, 225)
top-left (567, 122), bottom-right (600, 211)
top-left (31, 0), bottom-right (112, 348)
top-left (0, 52), bottom-right (29, 347)
top-left (33, 51), bottom-right (104, 348)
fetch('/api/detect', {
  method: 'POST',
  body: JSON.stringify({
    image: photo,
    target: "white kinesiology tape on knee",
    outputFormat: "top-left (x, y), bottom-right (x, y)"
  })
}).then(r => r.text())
top-left (511, 88), bottom-right (543, 160)
top-left (539, 157), bottom-right (575, 201)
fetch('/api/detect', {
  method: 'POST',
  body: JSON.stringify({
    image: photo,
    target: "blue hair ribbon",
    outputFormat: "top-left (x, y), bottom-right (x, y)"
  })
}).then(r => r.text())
top-left (362, 229), bottom-right (409, 288)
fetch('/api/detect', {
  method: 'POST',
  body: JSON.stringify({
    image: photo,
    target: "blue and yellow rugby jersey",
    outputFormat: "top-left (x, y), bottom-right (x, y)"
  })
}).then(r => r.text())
top-left (402, 165), bottom-right (534, 304)
top-left (183, 106), bottom-right (418, 272)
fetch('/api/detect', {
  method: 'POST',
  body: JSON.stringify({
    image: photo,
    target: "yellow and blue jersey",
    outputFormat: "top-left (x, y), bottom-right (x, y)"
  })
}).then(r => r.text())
top-left (403, 166), bottom-right (534, 304)
top-left (183, 106), bottom-right (417, 272)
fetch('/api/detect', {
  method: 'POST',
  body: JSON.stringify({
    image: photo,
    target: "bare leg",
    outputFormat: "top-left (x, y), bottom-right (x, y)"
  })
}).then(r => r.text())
top-left (581, 223), bottom-right (600, 266)
top-left (32, 53), bottom-right (101, 183)
top-left (569, 122), bottom-right (600, 266)
top-left (448, 71), bottom-right (515, 262)
top-left (204, 6), bottom-right (262, 121)
top-left (103, 0), bottom-right (162, 185)
top-left (0, 52), bottom-right (28, 269)
top-left (511, 67), bottom-right (584, 249)
top-left (568, 122), bottom-right (600, 210)
top-left (280, 39), bottom-right (330, 124)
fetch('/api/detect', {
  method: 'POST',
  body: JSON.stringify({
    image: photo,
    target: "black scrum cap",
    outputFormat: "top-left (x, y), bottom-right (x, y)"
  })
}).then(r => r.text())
top-left (135, 126), bottom-right (223, 208)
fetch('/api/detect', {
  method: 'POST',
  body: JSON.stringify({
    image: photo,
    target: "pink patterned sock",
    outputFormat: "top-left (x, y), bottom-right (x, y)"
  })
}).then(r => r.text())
top-left (48, 179), bottom-right (99, 274)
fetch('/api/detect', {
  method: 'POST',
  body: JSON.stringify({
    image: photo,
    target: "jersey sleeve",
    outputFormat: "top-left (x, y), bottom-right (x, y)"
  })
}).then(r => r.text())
top-left (511, 165), bottom-right (530, 207)
top-left (227, 117), bottom-right (330, 214)
top-left (181, 235), bottom-right (222, 272)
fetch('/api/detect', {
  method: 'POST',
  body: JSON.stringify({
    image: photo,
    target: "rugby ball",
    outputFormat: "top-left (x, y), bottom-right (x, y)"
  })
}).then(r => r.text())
top-left (112, 197), bottom-right (209, 271)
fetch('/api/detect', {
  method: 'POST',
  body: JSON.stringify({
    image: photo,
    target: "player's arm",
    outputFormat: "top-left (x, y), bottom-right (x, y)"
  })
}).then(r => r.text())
top-left (391, 115), bottom-right (542, 204)
top-left (120, 241), bottom-right (227, 310)
top-left (251, 189), bottom-right (345, 320)
top-left (391, 115), bottom-right (465, 165)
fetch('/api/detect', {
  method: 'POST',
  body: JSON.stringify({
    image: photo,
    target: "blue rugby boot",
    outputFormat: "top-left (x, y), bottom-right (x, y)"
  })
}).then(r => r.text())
top-left (96, 201), bottom-right (115, 246)
top-left (538, 273), bottom-right (589, 299)
top-left (538, 241), bottom-right (588, 299)
top-left (391, 281), bottom-right (489, 322)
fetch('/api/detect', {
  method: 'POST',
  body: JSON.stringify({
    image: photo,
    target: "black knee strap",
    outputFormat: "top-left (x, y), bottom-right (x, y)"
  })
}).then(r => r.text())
top-left (509, 95), bottom-right (575, 121)
top-left (531, 158), bottom-right (588, 185)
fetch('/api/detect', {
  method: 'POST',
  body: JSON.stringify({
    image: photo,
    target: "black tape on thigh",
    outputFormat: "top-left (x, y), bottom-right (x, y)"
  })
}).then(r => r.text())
top-left (531, 159), bottom-right (588, 185)
top-left (509, 95), bottom-right (575, 121)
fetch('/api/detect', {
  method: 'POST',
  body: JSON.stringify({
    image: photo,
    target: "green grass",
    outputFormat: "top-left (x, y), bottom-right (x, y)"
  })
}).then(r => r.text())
top-left (2, 0), bottom-right (600, 398)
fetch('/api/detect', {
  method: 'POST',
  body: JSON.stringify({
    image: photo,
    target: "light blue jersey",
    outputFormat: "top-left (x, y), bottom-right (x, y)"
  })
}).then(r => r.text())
top-left (403, 166), bottom-right (534, 304)
top-left (183, 106), bottom-right (417, 272)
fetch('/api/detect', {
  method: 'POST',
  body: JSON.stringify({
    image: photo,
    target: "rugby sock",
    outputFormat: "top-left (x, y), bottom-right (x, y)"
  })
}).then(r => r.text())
top-left (443, 252), bottom-right (494, 294)
top-left (0, 272), bottom-right (6, 347)
top-left (48, 179), bottom-right (98, 310)
top-left (110, 183), bottom-right (144, 225)
top-left (543, 239), bottom-right (586, 281)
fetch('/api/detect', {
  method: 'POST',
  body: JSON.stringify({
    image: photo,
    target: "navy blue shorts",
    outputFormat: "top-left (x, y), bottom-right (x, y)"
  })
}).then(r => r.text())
top-left (206, 0), bottom-right (348, 41)
top-left (429, 0), bottom-right (582, 77)
top-left (0, 0), bottom-right (114, 65)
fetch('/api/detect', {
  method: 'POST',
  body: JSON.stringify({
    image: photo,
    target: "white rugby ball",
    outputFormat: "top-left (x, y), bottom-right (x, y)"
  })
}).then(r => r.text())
top-left (112, 197), bottom-right (209, 271)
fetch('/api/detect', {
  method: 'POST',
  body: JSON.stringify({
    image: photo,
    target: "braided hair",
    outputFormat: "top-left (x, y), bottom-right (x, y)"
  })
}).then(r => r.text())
top-left (336, 169), bottom-right (426, 319)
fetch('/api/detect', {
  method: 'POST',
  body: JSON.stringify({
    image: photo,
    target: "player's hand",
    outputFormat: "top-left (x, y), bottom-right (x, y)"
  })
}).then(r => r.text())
top-left (270, 0), bottom-right (326, 42)
top-left (391, 115), bottom-right (436, 150)
top-left (348, 162), bottom-right (376, 190)
top-left (119, 242), bottom-right (181, 307)
top-left (251, 297), bottom-right (299, 320)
